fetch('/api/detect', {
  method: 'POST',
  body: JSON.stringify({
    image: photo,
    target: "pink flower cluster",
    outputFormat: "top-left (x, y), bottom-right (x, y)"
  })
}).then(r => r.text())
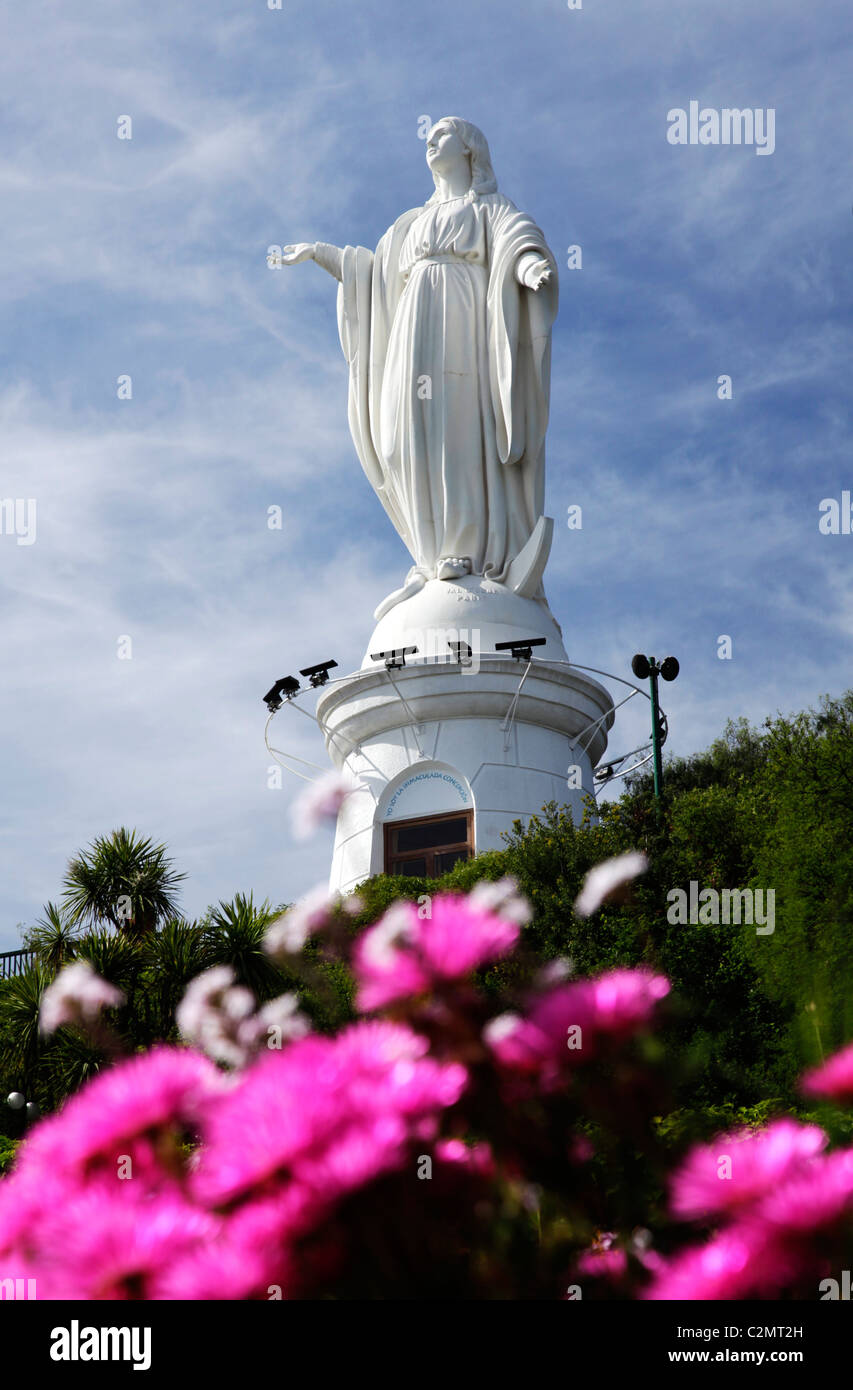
top-left (645, 1114), bottom-right (853, 1299)
top-left (0, 1026), bottom-right (466, 1299)
top-left (20, 852), bottom-right (852, 1301)
top-left (354, 878), bottom-right (527, 1010)
top-left (484, 967), bottom-right (670, 1086)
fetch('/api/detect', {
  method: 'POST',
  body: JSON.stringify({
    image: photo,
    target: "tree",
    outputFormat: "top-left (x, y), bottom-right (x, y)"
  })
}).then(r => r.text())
top-left (22, 902), bottom-right (79, 972)
top-left (61, 828), bottom-right (185, 937)
top-left (203, 893), bottom-right (284, 1000)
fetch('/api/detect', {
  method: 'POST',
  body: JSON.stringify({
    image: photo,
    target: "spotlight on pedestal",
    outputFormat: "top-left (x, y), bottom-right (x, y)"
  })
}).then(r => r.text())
top-left (299, 660), bottom-right (338, 689)
top-left (263, 676), bottom-right (301, 712)
top-left (370, 646), bottom-right (418, 670)
top-left (448, 640), bottom-right (472, 666)
top-left (495, 636), bottom-right (547, 661)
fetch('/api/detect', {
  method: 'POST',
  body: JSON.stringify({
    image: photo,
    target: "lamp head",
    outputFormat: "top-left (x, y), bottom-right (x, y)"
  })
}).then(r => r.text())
top-left (631, 653), bottom-right (650, 680)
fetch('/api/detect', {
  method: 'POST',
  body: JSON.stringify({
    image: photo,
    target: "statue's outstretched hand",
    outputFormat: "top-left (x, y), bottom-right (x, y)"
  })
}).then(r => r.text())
top-left (519, 255), bottom-right (552, 292)
top-left (280, 243), bottom-right (316, 266)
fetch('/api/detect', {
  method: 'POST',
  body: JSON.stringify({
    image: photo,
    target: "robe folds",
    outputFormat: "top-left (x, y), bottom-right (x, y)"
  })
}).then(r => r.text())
top-left (336, 191), bottom-right (558, 587)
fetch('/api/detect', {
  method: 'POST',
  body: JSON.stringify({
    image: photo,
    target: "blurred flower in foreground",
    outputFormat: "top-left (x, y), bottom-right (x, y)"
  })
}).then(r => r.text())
top-left (39, 961), bottom-right (125, 1034)
top-left (484, 967), bottom-right (670, 1078)
top-left (264, 883), bottom-right (361, 958)
top-left (801, 1040), bottom-right (853, 1103)
top-left (354, 879), bottom-right (526, 1010)
top-left (177, 965), bottom-right (309, 1066)
top-left (573, 850), bottom-right (648, 918)
top-left (669, 1119), bottom-right (827, 1221)
top-left (291, 769), bottom-right (360, 840)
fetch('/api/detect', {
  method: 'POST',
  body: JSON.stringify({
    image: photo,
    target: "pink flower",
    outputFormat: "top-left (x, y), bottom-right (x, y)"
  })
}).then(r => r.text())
top-left (435, 1139), bottom-right (496, 1179)
top-left (354, 883), bottom-right (524, 1011)
top-left (573, 851), bottom-right (648, 918)
top-left (801, 1042), bottom-right (853, 1103)
top-left (291, 769), bottom-right (360, 840)
top-left (30, 1182), bottom-right (221, 1300)
top-left (750, 1147), bottom-right (853, 1234)
top-left (0, 1164), bottom-right (74, 1263)
top-left (264, 883), bottom-right (359, 957)
top-left (14, 1047), bottom-right (224, 1182)
top-left (191, 1021), bottom-right (467, 1219)
top-left (642, 1225), bottom-right (800, 1301)
top-left (669, 1120), bottom-right (827, 1221)
top-left (484, 968), bottom-right (670, 1075)
top-left (39, 961), bottom-right (125, 1034)
top-left (151, 1224), bottom-right (292, 1301)
top-left (576, 1247), bottom-right (629, 1281)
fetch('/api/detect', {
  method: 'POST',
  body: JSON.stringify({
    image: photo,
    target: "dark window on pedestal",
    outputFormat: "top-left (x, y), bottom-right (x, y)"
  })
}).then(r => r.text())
top-left (384, 810), bottom-right (473, 879)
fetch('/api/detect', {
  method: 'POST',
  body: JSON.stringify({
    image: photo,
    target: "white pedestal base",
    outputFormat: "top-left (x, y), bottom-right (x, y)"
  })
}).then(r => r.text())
top-left (316, 655), bottom-right (615, 894)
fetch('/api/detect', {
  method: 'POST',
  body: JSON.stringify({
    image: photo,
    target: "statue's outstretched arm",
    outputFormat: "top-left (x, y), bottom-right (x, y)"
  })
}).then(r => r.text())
top-left (279, 242), bottom-right (344, 282)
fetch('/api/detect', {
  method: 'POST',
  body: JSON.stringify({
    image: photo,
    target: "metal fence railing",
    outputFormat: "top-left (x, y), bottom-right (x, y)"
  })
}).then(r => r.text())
top-left (0, 949), bottom-right (37, 981)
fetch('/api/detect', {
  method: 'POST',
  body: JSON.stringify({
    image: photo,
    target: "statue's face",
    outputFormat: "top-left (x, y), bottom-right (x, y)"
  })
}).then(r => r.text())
top-left (426, 122), bottom-right (469, 178)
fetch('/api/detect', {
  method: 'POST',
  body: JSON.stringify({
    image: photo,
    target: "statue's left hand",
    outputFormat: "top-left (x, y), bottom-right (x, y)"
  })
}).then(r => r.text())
top-left (518, 255), bottom-right (552, 292)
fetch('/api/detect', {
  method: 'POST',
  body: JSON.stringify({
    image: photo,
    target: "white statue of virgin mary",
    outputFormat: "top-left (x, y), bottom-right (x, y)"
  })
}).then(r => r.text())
top-left (281, 117), bottom-right (559, 616)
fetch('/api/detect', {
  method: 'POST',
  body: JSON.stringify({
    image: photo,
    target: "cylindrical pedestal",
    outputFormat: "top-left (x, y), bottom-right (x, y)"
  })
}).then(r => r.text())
top-left (316, 656), bottom-right (615, 894)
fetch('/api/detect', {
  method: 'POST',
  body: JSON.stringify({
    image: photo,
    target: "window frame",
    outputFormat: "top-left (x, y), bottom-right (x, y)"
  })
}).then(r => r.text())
top-left (383, 808), bottom-right (474, 879)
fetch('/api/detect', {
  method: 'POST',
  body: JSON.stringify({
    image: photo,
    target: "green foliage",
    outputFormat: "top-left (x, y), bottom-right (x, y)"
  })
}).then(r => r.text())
top-left (201, 893), bottom-right (284, 1001)
top-left (737, 695), bottom-right (853, 1065)
top-left (61, 827), bottom-right (185, 935)
top-left (21, 902), bottom-right (79, 972)
top-left (0, 1136), bottom-right (20, 1176)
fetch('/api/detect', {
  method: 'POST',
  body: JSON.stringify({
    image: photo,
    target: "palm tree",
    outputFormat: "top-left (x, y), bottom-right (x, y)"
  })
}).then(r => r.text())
top-left (61, 828), bottom-right (185, 937)
top-left (22, 902), bottom-right (79, 973)
top-left (203, 893), bottom-right (285, 1001)
top-left (74, 929), bottom-right (144, 994)
top-left (142, 919), bottom-right (212, 1041)
top-left (0, 962), bottom-right (53, 1090)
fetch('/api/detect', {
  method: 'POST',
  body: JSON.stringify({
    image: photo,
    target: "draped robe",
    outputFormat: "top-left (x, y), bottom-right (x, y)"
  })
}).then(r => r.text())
top-left (336, 191), bottom-right (558, 587)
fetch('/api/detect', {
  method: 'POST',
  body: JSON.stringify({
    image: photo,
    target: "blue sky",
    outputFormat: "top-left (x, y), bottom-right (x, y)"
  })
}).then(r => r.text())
top-left (1, 0), bottom-right (852, 946)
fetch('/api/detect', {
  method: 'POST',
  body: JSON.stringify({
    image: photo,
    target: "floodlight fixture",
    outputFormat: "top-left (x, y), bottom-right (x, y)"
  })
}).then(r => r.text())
top-left (660, 656), bottom-right (680, 682)
top-left (263, 675), bottom-right (301, 712)
top-left (631, 653), bottom-right (650, 680)
top-left (299, 659), bottom-right (338, 689)
top-left (370, 646), bottom-right (418, 670)
top-left (495, 636), bottom-right (547, 661)
top-left (448, 640), bottom-right (473, 665)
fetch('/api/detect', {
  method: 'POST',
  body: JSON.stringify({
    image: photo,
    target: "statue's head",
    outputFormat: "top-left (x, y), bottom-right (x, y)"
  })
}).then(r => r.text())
top-left (425, 117), bottom-right (498, 202)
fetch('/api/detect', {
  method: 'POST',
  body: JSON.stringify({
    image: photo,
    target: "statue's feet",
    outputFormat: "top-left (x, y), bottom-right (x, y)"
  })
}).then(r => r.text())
top-left (436, 556), bottom-right (472, 581)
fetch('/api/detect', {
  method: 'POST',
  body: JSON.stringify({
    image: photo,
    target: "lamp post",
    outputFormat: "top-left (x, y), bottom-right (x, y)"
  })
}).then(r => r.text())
top-left (631, 654), bottom-right (679, 803)
top-left (6, 1091), bottom-right (39, 1130)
